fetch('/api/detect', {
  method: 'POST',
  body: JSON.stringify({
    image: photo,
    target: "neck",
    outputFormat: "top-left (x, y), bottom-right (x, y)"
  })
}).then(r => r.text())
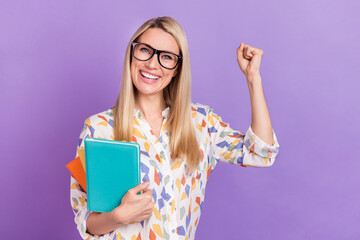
top-left (135, 92), bottom-right (167, 119)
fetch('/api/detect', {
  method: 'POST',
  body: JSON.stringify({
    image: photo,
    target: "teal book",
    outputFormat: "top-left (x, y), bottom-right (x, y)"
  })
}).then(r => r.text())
top-left (84, 137), bottom-right (141, 212)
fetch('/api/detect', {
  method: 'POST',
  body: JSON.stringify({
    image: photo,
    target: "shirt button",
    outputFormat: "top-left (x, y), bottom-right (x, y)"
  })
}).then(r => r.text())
top-left (169, 202), bottom-right (173, 206)
top-left (172, 229), bottom-right (175, 233)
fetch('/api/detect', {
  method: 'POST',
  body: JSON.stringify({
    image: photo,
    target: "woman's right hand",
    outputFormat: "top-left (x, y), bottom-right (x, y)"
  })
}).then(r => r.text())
top-left (110, 181), bottom-right (154, 225)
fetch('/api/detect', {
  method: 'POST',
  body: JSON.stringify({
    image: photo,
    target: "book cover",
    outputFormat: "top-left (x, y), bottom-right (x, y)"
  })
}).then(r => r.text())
top-left (66, 156), bottom-right (87, 191)
top-left (85, 137), bottom-right (141, 212)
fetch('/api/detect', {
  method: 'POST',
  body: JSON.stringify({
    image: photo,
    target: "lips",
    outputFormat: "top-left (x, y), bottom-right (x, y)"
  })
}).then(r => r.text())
top-left (139, 70), bottom-right (160, 84)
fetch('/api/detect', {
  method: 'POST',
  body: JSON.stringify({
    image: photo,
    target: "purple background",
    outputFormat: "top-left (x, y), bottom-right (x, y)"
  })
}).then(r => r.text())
top-left (1, 0), bottom-right (359, 239)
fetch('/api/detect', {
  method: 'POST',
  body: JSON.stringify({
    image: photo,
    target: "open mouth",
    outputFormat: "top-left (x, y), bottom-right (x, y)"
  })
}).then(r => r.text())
top-left (140, 70), bottom-right (160, 80)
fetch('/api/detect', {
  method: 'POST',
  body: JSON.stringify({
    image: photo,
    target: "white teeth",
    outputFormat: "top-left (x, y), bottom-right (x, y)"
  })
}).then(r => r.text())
top-left (140, 71), bottom-right (159, 80)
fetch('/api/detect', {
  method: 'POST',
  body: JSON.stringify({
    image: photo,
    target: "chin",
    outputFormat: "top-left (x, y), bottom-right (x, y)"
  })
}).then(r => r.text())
top-left (134, 84), bottom-right (162, 97)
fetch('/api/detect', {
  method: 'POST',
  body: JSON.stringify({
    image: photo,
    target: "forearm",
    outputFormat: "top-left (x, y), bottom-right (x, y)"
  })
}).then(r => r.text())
top-left (247, 75), bottom-right (274, 145)
top-left (86, 210), bottom-right (123, 236)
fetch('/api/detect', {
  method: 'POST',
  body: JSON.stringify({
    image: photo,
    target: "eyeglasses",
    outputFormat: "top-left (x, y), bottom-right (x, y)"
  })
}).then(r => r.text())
top-left (131, 42), bottom-right (182, 70)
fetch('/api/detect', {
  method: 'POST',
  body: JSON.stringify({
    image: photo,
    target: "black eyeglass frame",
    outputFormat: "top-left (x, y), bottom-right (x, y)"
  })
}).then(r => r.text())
top-left (131, 42), bottom-right (182, 70)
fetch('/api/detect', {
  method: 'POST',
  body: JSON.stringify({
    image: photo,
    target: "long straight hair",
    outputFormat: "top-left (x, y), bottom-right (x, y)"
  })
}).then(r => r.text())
top-left (113, 17), bottom-right (200, 173)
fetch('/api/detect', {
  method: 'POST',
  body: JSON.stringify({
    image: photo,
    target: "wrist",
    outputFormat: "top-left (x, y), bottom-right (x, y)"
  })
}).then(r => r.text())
top-left (109, 205), bottom-right (129, 226)
top-left (247, 75), bottom-right (262, 90)
top-left (111, 204), bottom-right (132, 226)
top-left (246, 74), bottom-right (261, 82)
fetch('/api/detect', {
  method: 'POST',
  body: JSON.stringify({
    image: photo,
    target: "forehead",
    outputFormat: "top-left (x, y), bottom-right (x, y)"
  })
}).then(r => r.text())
top-left (137, 28), bottom-right (180, 54)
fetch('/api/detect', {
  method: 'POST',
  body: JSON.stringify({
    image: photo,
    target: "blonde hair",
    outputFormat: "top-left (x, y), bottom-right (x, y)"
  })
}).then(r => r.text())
top-left (113, 16), bottom-right (200, 173)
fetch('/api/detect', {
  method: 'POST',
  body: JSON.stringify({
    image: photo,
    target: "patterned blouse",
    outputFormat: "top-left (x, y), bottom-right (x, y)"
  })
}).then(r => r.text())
top-left (70, 103), bottom-right (280, 240)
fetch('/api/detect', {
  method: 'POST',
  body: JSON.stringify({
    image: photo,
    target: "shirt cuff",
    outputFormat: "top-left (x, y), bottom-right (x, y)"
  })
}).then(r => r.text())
top-left (75, 209), bottom-right (95, 239)
top-left (244, 126), bottom-right (280, 158)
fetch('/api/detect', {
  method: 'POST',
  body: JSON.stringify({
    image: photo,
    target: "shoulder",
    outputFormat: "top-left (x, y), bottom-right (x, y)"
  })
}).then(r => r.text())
top-left (83, 108), bottom-right (114, 139)
top-left (191, 102), bottom-right (212, 116)
top-left (76, 108), bottom-right (114, 144)
top-left (190, 103), bottom-right (217, 127)
top-left (85, 107), bottom-right (114, 126)
top-left (190, 103), bottom-right (224, 128)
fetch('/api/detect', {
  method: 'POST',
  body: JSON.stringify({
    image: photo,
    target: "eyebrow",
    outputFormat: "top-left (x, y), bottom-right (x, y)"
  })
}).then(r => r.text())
top-left (140, 42), bottom-right (180, 55)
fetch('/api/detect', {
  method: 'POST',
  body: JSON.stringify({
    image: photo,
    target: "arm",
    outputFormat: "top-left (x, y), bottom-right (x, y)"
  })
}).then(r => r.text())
top-left (86, 207), bottom-right (123, 235)
top-left (71, 177), bottom-right (153, 237)
top-left (86, 181), bottom-right (153, 235)
top-left (71, 176), bottom-right (92, 238)
top-left (207, 107), bottom-right (279, 169)
top-left (237, 42), bottom-right (274, 145)
top-left (70, 119), bottom-right (154, 238)
top-left (71, 176), bottom-right (120, 238)
top-left (248, 76), bottom-right (273, 145)
top-left (70, 120), bottom-right (112, 239)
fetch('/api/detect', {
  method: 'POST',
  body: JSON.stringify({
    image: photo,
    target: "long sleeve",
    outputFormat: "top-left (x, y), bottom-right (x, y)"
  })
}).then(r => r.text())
top-left (70, 176), bottom-right (94, 239)
top-left (69, 105), bottom-right (276, 240)
top-left (70, 120), bottom-right (105, 239)
top-left (207, 107), bottom-right (279, 170)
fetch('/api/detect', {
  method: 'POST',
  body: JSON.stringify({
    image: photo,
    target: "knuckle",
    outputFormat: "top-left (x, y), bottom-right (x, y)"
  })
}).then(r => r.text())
top-left (146, 194), bottom-right (152, 201)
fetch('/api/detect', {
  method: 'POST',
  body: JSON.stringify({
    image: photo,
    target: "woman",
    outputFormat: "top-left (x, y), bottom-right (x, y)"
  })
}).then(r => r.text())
top-left (70, 16), bottom-right (280, 240)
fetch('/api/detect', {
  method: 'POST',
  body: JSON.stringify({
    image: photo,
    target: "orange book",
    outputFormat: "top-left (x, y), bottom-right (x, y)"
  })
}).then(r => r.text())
top-left (66, 156), bottom-right (87, 192)
top-left (77, 147), bottom-right (86, 172)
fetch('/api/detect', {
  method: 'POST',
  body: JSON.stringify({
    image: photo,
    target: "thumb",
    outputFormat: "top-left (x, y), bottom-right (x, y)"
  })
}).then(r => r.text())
top-left (237, 42), bottom-right (247, 62)
top-left (130, 181), bottom-right (150, 194)
top-left (238, 42), bottom-right (245, 53)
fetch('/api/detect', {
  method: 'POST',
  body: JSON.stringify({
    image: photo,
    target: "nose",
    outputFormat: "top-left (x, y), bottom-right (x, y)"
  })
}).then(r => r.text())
top-left (146, 53), bottom-right (160, 69)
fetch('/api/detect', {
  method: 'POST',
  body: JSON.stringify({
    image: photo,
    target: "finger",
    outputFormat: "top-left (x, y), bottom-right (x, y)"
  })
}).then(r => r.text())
top-left (142, 188), bottom-right (153, 195)
top-left (144, 190), bottom-right (153, 201)
top-left (145, 211), bottom-right (152, 218)
top-left (246, 45), bottom-right (254, 57)
top-left (137, 189), bottom-right (153, 201)
top-left (140, 213), bottom-right (151, 221)
top-left (238, 42), bottom-right (245, 53)
top-left (246, 45), bottom-right (263, 56)
top-left (129, 181), bottom-right (150, 194)
top-left (145, 204), bottom-right (153, 212)
top-left (237, 42), bottom-right (247, 62)
top-left (139, 211), bottom-right (152, 219)
top-left (244, 45), bottom-right (254, 59)
top-left (146, 208), bottom-right (153, 215)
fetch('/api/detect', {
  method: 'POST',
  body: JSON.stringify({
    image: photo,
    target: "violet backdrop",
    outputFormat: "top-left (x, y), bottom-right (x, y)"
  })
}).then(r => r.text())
top-left (0, 0), bottom-right (359, 239)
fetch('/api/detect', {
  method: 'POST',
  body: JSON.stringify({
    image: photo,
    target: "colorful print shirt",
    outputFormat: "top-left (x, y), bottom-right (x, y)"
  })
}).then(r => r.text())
top-left (70, 103), bottom-right (280, 240)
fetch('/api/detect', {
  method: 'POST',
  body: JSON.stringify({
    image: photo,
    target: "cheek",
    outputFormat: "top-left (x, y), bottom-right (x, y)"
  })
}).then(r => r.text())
top-left (164, 69), bottom-right (176, 80)
top-left (162, 74), bottom-right (173, 87)
top-left (130, 62), bottom-right (139, 81)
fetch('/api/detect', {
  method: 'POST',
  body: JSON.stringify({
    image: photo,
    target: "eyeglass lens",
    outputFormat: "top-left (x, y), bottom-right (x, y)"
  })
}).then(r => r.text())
top-left (133, 43), bottom-right (179, 69)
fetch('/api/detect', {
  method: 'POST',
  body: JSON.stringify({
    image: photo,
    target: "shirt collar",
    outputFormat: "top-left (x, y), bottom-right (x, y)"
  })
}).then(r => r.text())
top-left (133, 107), bottom-right (170, 118)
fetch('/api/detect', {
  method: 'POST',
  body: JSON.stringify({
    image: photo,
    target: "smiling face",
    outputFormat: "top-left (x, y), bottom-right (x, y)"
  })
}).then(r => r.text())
top-left (131, 28), bottom-right (180, 101)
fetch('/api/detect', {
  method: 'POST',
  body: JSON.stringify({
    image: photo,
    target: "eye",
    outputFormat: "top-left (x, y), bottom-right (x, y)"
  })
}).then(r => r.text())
top-left (140, 47), bottom-right (151, 54)
top-left (162, 54), bottom-right (174, 61)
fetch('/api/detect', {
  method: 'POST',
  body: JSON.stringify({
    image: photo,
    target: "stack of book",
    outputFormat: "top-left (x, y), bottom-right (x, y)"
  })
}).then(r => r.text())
top-left (66, 137), bottom-right (141, 212)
